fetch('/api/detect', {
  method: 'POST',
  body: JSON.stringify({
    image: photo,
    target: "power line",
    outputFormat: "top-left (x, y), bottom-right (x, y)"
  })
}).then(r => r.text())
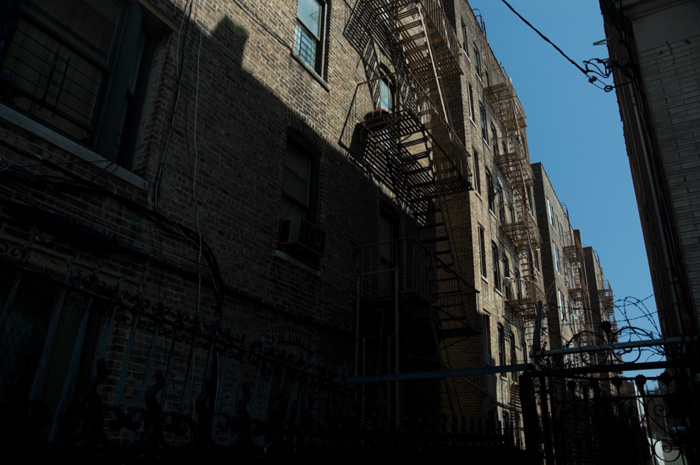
top-left (498, 0), bottom-right (608, 89)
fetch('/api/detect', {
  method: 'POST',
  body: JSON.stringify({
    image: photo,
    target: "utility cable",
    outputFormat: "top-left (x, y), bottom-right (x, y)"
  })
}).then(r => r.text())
top-left (498, 0), bottom-right (606, 87)
top-left (154, 0), bottom-right (194, 210)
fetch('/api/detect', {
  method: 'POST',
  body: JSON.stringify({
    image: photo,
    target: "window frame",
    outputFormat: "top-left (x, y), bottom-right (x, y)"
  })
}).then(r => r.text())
top-left (486, 168), bottom-right (495, 212)
top-left (378, 66), bottom-right (395, 113)
top-left (492, 241), bottom-right (501, 291)
top-left (281, 134), bottom-right (320, 223)
top-left (473, 43), bottom-right (481, 78)
top-left (478, 225), bottom-right (487, 278)
top-left (497, 178), bottom-right (506, 223)
top-left (293, 0), bottom-right (327, 77)
top-left (558, 289), bottom-right (567, 322)
top-left (0, 0), bottom-right (158, 166)
top-left (491, 124), bottom-right (498, 155)
top-left (482, 312), bottom-right (492, 362)
top-left (461, 19), bottom-right (469, 57)
top-left (468, 84), bottom-right (475, 121)
top-left (473, 150), bottom-right (481, 195)
top-left (498, 324), bottom-right (506, 366)
top-left (503, 254), bottom-right (512, 299)
top-left (480, 102), bottom-right (487, 142)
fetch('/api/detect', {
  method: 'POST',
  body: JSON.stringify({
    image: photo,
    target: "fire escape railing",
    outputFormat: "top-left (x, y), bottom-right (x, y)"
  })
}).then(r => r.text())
top-left (486, 67), bottom-right (540, 318)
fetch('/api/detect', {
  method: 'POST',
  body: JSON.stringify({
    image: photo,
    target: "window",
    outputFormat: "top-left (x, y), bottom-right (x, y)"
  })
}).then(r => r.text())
top-left (509, 332), bottom-right (517, 379)
top-left (282, 136), bottom-right (318, 221)
top-left (473, 151), bottom-right (481, 195)
top-left (558, 289), bottom-right (566, 322)
top-left (468, 84), bottom-right (475, 120)
top-left (294, 0), bottom-right (326, 74)
top-left (497, 179), bottom-right (506, 223)
top-left (461, 20), bottom-right (469, 56)
top-left (379, 74), bottom-right (394, 113)
top-left (279, 134), bottom-right (324, 260)
top-left (553, 243), bottom-right (561, 273)
top-left (479, 226), bottom-right (487, 278)
top-left (0, 0), bottom-right (159, 165)
top-left (379, 66), bottom-right (396, 113)
top-left (491, 124), bottom-right (498, 155)
top-left (486, 168), bottom-right (495, 212)
top-left (503, 254), bottom-right (512, 299)
top-left (480, 102), bottom-right (487, 142)
top-left (515, 270), bottom-right (522, 299)
top-left (492, 241), bottom-right (501, 291)
top-left (473, 44), bottom-right (481, 77)
top-left (547, 198), bottom-right (554, 225)
top-left (498, 324), bottom-right (506, 366)
top-left (482, 313), bottom-right (491, 362)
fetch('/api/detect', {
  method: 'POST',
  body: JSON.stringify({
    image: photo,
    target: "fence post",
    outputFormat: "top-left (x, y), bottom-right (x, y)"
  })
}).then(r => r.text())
top-left (519, 371), bottom-right (541, 465)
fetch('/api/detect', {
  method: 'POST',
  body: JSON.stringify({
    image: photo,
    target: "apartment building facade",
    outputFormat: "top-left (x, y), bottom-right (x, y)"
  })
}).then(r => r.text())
top-left (0, 0), bottom-right (447, 451)
top-left (434, 0), bottom-right (545, 436)
top-left (1, 0), bottom-right (626, 459)
top-left (532, 163), bottom-right (593, 353)
top-left (0, 0), bottom-right (525, 455)
top-left (599, 0), bottom-right (700, 459)
top-left (600, 0), bottom-right (700, 339)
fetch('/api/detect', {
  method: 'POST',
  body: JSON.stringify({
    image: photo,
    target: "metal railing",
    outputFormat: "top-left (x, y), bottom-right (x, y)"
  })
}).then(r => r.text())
top-left (1, 18), bottom-right (104, 141)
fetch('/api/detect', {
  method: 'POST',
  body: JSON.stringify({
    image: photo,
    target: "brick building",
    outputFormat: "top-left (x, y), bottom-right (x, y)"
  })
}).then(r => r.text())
top-left (440, 0), bottom-right (541, 435)
top-left (0, 0), bottom-right (488, 451)
top-left (0, 0), bottom-right (617, 458)
top-left (531, 162), bottom-right (613, 356)
top-left (600, 0), bottom-right (699, 340)
top-left (599, 0), bottom-right (700, 458)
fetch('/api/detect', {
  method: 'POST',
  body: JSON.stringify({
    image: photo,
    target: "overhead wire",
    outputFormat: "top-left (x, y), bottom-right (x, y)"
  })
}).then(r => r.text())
top-left (498, 0), bottom-right (615, 91)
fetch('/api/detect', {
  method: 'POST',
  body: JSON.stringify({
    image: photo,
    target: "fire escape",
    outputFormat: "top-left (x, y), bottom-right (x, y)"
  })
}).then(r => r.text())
top-left (342, 0), bottom-right (475, 425)
top-left (564, 230), bottom-right (591, 341)
top-left (485, 68), bottom-right (540, 319)
top-left (599, 280), bottom-right (616, 332)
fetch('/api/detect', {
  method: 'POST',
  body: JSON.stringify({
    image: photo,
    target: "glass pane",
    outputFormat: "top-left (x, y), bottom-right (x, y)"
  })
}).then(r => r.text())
top-left (283, 173), bottom-right (309, 205)
top-left (294, 25), bottom-right (317, 68)
top-left (1, 19), bottom-right (104, 140)
top-left (297, 0), bottom-right (321, 38)
top-left (280, 198), bottom-right (306, 220)
top-left (283, 145), bottom-right (311, 208)
top-left (379, 79), bottom-right (393, 112)
top-left (32, 0), bottom-right (121, 58)
top-left (285, 146), bottom-right (311, 183)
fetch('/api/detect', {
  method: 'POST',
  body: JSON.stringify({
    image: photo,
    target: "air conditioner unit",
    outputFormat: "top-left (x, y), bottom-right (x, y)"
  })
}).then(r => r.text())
top-left (279, 217), bottom-right (326, 257)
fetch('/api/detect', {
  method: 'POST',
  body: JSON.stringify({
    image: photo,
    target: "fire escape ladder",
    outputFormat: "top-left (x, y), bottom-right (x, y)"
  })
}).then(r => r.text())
top-left (348, 0), bottom-right (477, 427)
top-left (563, 234), bottom-right (586, 313)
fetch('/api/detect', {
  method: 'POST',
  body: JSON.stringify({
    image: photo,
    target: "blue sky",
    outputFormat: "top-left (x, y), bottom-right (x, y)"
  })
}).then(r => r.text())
top-left (466, 1), bottom-right (662, 349)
